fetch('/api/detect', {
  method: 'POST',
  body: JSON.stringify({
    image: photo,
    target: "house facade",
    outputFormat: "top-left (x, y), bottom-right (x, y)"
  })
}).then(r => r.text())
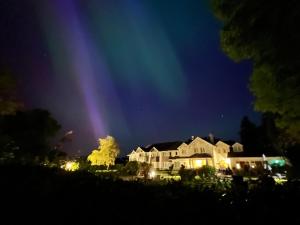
top-left (128, 136), bottom-right (285, 170)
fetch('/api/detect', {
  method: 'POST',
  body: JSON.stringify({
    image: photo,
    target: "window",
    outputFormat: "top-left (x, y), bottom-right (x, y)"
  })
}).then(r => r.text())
top-left (175, 152), bottom-right (178, 155)
top-left (156, 156), bottom-right (159, 162)
top-left (223, 149), bottom-right (226, 153)
top-left (169, 152), bottom-right (172, 156)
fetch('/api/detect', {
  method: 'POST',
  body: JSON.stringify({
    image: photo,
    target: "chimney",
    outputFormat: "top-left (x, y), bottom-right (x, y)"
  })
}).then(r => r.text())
top-left (191, 136), bottom-right (195, 140)
top-left (208, 133), bottom-right (214, 144)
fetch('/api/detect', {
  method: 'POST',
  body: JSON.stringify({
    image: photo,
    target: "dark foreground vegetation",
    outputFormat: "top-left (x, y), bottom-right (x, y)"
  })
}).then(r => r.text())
top-left (1, 165), bottom-right (299, 224)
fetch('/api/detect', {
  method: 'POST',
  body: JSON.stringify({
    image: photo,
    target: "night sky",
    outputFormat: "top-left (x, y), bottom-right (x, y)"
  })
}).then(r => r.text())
top-left (0, 0), bottom-right (260, 156)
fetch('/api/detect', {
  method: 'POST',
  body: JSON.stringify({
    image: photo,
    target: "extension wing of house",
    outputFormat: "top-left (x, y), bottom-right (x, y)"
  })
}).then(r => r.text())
top-left (128, 136), bottom-right (285, 170)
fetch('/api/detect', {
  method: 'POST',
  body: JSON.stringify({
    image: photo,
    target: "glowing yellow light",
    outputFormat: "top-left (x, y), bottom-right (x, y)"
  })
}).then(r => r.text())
top-left (236, 163), bottom-right (241, 170)
top-left (195, 160), bottom-right (202, 168)
top-left (62, 161), bottom-right (79, 171)
top-left (149, 170), bottom-right (156, 179)
top-left (225, 158), bottom-right (231, 164)
top-left (251, 164), bottom-right (255, 168)
top-left (274, 178), bottom-right (287, 184)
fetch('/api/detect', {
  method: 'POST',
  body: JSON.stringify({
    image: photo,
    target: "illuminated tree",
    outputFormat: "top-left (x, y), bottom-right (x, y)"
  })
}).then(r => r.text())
top-left (87, 136), bottom-right (120, 169)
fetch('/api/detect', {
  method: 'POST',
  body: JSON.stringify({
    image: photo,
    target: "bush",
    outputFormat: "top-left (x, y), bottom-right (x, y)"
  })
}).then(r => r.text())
top-left (196, 165), bottom-right (216, 178)
top-left (122, 161), bottom-right (139, 176)
top-left (178, 165), bottom-right (196, 182)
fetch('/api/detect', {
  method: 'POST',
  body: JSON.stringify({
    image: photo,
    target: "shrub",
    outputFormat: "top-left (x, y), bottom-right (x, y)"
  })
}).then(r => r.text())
top-left (196, 165), bottom-right (216, 179)
top-left (123, 161), bottom-right (139, 176)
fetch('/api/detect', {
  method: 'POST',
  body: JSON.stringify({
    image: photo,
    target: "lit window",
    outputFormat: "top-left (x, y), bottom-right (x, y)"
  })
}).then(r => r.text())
top-left (195, 160), bottom-right (202, 168)
top-left (225, 158), bottom-right (231, 164)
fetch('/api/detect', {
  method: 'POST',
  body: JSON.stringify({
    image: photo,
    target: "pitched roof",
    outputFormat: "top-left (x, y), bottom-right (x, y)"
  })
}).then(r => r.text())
top-left (201, 136), bottom-right (218, 144)
top-left (201, 137), bottom-right (235, 146)
top-left (137, 136), bottom-right (239, 152)
top-left (228, 151), bottom-right (280, 158)
top-left (223, 140), bottom-right (236, 146)
top-left (140, 141), bottom-right (184, 152)
top-left (170, 153), bottom-right (212, 159)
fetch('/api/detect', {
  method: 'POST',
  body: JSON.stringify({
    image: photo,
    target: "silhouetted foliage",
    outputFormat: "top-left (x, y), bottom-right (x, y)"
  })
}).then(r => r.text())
top-left (168, 164), bottom-right (174, 175)
top-left (0, 69), bottom-right (22, 115)
top-left (239, 114), bottom-right (284, 155)
top-left (212, 0), bottom-right (300, 143)
top-left (123, 161), bottom-right (139, 176)
top-left (239, 116), bottom-right (260, 152)
top-left (2, 164), bottom-right (299, 224)
top-left (196, 165), bottom-right (216, 178)
top-left (115, 156), bottom-right (128, 165)
top-left (178, 165), bottom-right (196, 182)
top-left (139, 162), bottom-right (151, 179)
top-left (77, 156), bottom-right (91, 171)
top-left (46, 149), bottom-right (67, 166)
top-left (0, 109), bottom-right (61, 163)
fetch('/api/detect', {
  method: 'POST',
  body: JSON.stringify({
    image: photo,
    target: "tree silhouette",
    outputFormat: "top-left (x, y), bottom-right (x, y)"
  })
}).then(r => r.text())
top-left (212, 0), bottom-right (300, 143)
top-left (0, 109), bottom-right (61, 162)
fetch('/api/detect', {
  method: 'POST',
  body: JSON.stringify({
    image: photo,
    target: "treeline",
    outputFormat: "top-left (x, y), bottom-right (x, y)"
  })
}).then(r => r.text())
top-left (239, 114), bottom-right (300, 175)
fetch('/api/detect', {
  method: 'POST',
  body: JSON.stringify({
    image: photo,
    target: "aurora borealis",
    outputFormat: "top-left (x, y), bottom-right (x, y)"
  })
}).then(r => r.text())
top-left (0, 0), bottom-right (259, 155)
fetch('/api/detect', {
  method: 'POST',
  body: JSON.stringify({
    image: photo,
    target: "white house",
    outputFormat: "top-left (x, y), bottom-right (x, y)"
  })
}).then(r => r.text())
top-left (128, 136), bottom-right (285, 170)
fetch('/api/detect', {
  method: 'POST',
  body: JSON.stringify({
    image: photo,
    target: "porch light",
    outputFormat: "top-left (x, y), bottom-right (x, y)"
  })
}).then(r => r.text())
top-left (149, 170), bottom-right (156, 179)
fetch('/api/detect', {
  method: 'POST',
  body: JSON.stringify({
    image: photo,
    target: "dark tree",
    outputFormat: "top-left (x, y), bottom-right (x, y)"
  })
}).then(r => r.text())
top-left (239, 116), bottom-right (260, 153)
top-left (258, 113), bottom-right (280, 153)
top-left (0, 109), bottom-right (61, 162)
top-left (115, 156), bottom-right (129, 165)
top-left (47, 149), bottom-right (67, 165)
top-left (0, 69), bottom-right (22, 115)
top-left (240, 114), bottom-right (286, 155)
top-left (123, 161), bottom-right (139, 176)
top-left (212, 0), bottom-right (300, 143)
